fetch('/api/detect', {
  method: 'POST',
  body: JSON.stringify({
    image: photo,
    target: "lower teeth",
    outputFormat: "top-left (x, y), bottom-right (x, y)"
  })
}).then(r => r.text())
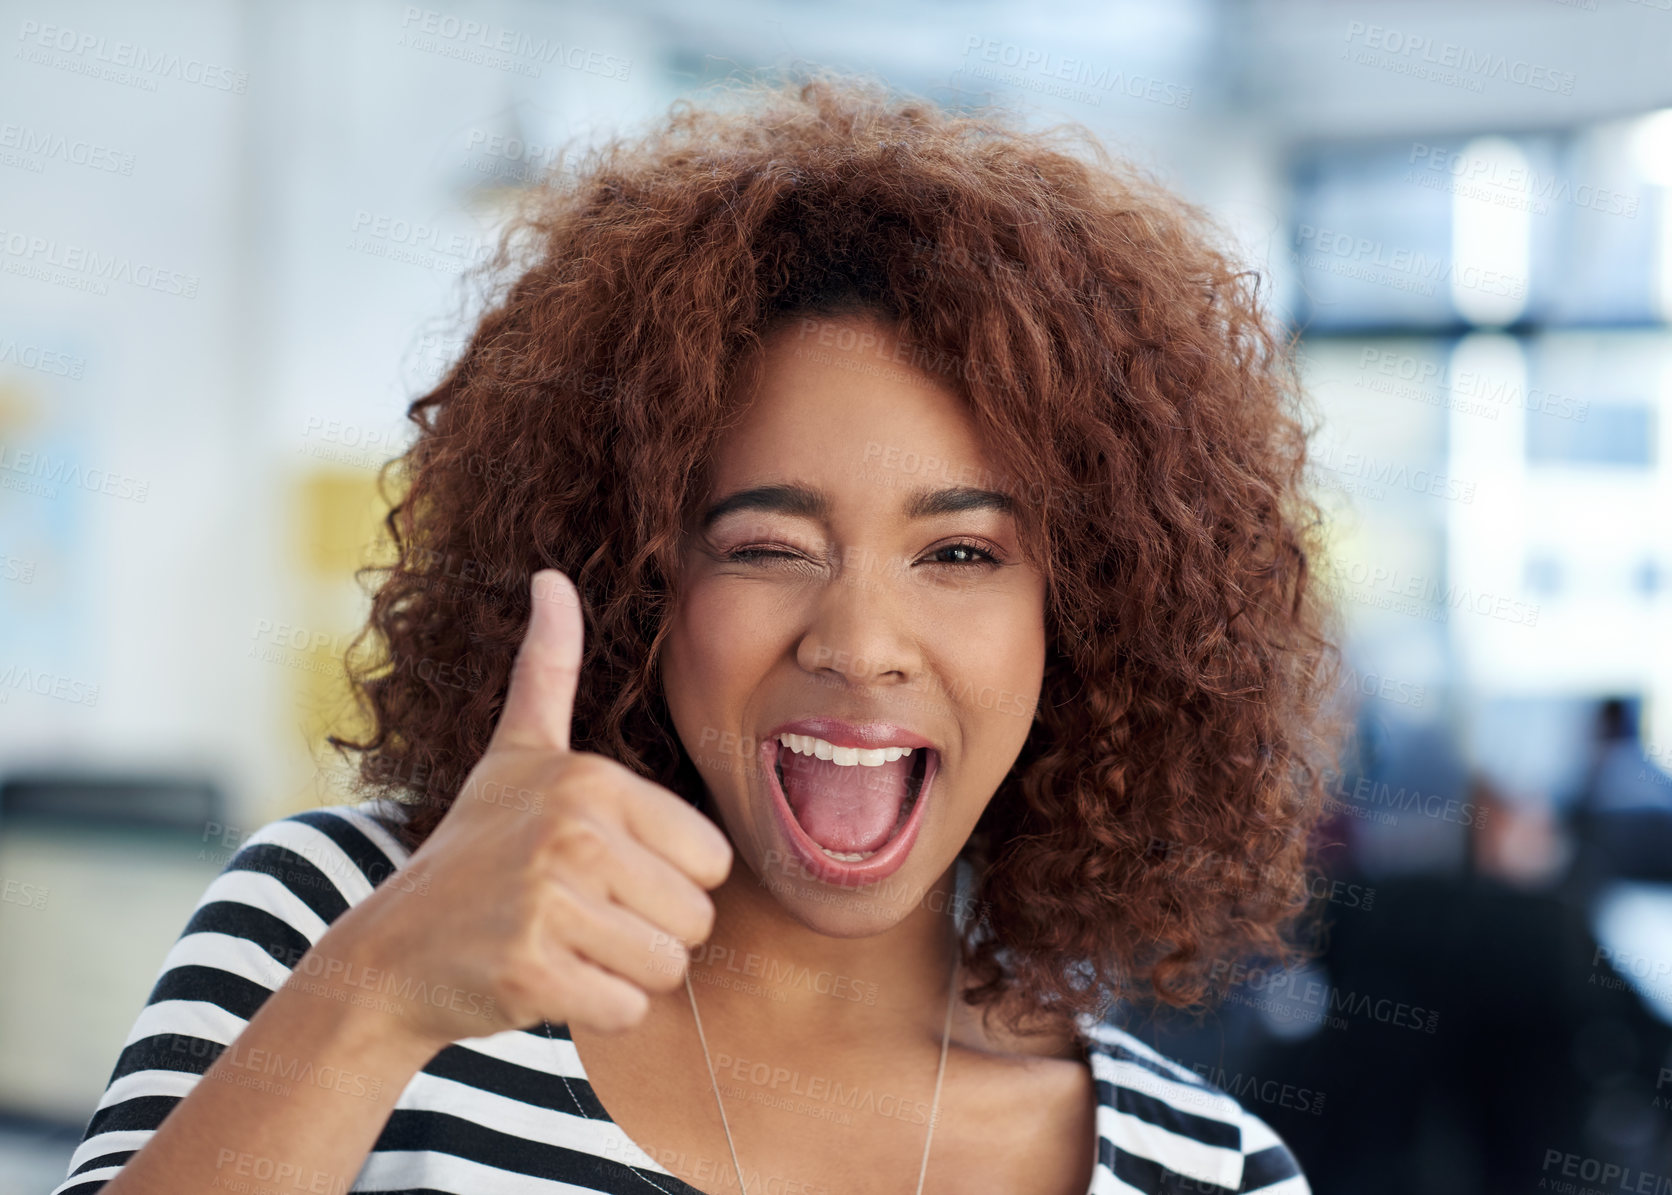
top-left (820, 846), bottom-right (878, 862)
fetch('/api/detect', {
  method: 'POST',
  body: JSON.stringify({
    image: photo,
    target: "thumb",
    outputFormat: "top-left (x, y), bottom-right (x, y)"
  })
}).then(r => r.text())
top-left (490, 569), bottom-right (583, 753)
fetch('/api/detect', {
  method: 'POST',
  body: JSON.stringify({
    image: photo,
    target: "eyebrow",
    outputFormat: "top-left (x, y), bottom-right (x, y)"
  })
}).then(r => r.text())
top-left (698, 483), bottom-right (1015, 530)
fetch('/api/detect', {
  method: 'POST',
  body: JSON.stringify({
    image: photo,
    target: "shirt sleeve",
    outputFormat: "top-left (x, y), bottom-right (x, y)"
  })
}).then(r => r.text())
top-left (1236, 1104), bottom-right (1311, 1194)
top-left (50, 805), bottom-right (410, 1195)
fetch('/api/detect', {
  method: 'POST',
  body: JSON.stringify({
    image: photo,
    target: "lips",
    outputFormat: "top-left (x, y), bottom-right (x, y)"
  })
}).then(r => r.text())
top-left (759, 734), bottom-right (939, 887)
top-left (764, 716), bottom-right (938, 753)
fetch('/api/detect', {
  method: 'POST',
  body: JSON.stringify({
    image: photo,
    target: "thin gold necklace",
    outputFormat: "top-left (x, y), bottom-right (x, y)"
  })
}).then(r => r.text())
top-left (683, 952), bottom-right (960, 1195)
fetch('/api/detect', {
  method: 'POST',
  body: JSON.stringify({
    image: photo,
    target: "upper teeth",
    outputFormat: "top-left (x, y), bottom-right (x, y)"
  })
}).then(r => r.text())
top-left (777, 734), bottom-right (915, 767)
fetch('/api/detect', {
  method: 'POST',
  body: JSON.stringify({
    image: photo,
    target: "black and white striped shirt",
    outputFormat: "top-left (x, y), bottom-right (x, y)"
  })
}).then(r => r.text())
top-left (53, 802), bottom-right (1310, 1194)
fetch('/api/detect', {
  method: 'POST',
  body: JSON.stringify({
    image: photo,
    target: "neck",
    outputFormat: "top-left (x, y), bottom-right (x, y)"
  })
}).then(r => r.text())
top-left (681, 857), bottom-right (965, 1048)
top-left (678, 856), bottom-right (1082, 1060)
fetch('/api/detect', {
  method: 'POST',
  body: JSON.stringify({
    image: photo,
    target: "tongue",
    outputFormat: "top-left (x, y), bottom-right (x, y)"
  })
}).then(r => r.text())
top-left (779, 749), bottom-right (913, 853)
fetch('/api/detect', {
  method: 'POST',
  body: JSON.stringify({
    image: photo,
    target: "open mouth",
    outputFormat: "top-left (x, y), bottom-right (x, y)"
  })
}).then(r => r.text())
top-left (773, 745), bottom-right (927, 858)
top-left (761, 735), bottom-right (937, 885)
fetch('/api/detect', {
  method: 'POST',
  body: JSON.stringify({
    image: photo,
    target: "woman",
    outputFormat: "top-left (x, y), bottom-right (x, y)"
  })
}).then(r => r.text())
top-left (58, 71), bottom-right (1341, 1195)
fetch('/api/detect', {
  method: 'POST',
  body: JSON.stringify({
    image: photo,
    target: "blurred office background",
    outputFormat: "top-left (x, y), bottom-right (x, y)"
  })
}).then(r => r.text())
top-left (2, 0), bottom-right (1671, 1190)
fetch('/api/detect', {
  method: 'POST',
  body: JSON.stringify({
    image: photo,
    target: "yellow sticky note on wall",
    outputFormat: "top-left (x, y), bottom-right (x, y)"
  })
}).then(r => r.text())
top-left (294, 467), bottom-right (390, 580)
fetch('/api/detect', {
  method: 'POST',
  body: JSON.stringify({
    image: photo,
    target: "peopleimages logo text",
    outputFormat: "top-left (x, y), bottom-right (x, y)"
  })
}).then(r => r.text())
top-left (1343, 22), bottom-right (1575, 94)
top-left (397, 8), bottom-right (630, 80)
top-left (0, 229), bottom-right (199, 298)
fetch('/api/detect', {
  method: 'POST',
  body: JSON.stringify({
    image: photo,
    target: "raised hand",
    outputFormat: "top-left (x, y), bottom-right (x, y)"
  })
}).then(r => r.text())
top-left (327, 569), bottom-right (733, 1048)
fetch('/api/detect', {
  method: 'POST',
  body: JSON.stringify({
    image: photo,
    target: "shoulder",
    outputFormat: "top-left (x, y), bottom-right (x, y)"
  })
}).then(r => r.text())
top-left (188, 799), bottom-right (417, 950)
top-left (1077, 1016), bottom-right (1311, 1194)
top-left (224, 798), bottom-right (415, 894)
top-left (49, 801), bottom-right (421, 1194)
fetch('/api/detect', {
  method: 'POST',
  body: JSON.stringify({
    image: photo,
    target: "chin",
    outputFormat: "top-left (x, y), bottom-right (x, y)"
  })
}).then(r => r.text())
top-left (746, 841), bottom-right (946, 938)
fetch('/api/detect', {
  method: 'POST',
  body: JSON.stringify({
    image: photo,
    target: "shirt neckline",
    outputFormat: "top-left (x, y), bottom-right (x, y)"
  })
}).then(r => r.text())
top-left (365, 804), bottom-right (1111, 1192)
top-left (551, 1012), bottom-right (1106, 1195)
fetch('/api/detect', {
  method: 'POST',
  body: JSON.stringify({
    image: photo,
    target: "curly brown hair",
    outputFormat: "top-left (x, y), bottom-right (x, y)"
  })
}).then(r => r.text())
top-left (330, 68), bottom-right (1347, 1033)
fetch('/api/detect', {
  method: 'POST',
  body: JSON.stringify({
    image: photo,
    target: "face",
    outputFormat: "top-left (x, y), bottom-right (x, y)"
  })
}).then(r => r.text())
top-left (659, 311), bottom-right (1047, 937)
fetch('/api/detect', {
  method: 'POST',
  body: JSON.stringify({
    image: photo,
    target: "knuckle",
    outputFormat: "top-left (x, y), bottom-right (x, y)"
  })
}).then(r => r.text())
top-left (490, 954), bottom-right (542, 1022)
top-left (545, 817), bottom-right (611, 870)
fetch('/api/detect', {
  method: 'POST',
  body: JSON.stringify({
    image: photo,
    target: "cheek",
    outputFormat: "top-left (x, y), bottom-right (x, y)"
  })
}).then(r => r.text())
top-left (664, 580), bottom-right (784, 763)
top-left (952, 591), bottom-right (1045, 682)
top-left (943, 597), bottom-right (1045, 760)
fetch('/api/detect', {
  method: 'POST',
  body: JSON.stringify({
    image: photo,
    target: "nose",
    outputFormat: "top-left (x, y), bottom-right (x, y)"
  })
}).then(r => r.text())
top-left (794, 553), bottom-right (922, 687)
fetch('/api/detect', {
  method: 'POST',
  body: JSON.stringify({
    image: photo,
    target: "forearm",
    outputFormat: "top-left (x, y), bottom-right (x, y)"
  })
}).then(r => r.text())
top-left (98, 949), bottom-right (441, 1195)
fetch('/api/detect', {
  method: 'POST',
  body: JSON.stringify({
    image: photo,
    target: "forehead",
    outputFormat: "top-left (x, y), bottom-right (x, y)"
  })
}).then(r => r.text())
top-left (706, 313), bottom-right (997, 497)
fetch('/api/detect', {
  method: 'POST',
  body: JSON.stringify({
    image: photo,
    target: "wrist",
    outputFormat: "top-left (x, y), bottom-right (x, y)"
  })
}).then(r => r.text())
top-left (277, 909), bottom-right (452, 1070)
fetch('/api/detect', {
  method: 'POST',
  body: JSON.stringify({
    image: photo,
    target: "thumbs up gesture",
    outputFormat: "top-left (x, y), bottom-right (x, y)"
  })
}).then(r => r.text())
top-left (323, 570), bottom-right (733, 1050)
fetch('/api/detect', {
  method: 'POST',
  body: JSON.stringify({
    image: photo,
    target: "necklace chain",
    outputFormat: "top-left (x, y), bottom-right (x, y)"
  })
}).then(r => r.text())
top-left (549, 859), bottom-right (972, 1195)
top-left (540, 953), bottom-right (959, 1195)
top-left (685, 952), bottom-right (959, 1195)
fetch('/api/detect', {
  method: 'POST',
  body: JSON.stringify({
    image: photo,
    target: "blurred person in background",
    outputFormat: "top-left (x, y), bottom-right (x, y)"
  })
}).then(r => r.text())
top-left (1567, 697), bottom-right (1672, 888)
top-left (1182, 694), bottom-right (1672, 1194)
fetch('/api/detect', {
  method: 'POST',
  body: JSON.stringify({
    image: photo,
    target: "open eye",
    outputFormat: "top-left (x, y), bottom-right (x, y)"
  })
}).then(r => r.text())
top-left (922, 541), bottom-right (1002, 568)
